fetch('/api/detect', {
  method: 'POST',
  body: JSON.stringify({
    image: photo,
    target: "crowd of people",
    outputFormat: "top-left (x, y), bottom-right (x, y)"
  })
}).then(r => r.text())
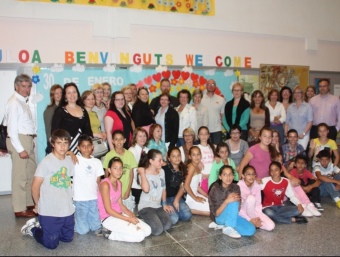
top-left (4, 74), bottom-right (340, 249)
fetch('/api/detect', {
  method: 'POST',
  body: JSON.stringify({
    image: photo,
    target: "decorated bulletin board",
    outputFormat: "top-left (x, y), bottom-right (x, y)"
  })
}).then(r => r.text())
top-left (259, 64), bottom-right (309, 98)
top-left (32, 64), bottom-right (259, 161)
top-left (20, 0), bottom-right (215, 16)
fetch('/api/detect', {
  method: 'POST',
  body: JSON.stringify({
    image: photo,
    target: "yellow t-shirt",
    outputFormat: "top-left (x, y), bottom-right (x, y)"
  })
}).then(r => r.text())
top-left (312, 138), bottom-right (338, 162)
top-left (88, 111), bottom-right (101, 133)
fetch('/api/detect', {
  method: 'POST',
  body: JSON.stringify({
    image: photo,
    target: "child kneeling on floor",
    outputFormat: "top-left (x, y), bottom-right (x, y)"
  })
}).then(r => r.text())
top-left (21, 129), bottom-right (75, 249)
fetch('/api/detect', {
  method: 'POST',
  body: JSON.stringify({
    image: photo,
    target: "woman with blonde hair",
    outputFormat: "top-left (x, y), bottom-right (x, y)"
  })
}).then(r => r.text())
top-left (121, 85), bottom-right (134, 113)
top-left (91, 83), bottom-right (107, 131)
top-left (179, 127), bottom-right (196, 165)
top-left (102, 82), bottom-right (112, 109)
top-left (284, 85), bottom-right (313, 150)
top-left (223, 82), bottom-right (250, 141)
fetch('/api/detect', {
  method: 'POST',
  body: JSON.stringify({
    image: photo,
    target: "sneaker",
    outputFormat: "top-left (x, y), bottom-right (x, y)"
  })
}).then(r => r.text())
top-left (306, 203), bottom-right (321, 217)
top-left (336, 200), bottom-right (340, 209)
top-left (294, 216), bottom-right (308, 224)
top-left (96, 227), bottom-right (111, 239)
top-left (314, 203), bottom-right (324, 211)
top-left (222, 226), bottom-right (241, 239)
top-left (208, 222), bottom-right (224, 230)
top-left (20, 218), bottom-right (38, 236)
top-left (301, 204), bottom-right (313, 217)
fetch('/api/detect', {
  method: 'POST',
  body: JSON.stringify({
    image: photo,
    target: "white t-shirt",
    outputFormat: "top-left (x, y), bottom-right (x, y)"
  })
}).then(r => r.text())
top-left (129, 145), bottom-right (149, 190)
top-left (73, 155), bottom-right (104, 201)
top-left (197, 144), bottom-right (215, 175)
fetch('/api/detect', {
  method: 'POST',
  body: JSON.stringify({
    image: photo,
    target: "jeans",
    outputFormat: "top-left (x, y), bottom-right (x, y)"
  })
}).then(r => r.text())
top-left (166, 196), bottom-right (192, 225)
top-left (300, 179), bottom-right (321, 203)
top-left (31, 214), bottom-right (74, 249)
top-left (262, 205), bottom-right (300, 224)
top-left (138, 207), bottom-right (172, 236)
top-left (319, 173), bottom-right (340, 201)
top-left (210, 131), bottom-right (222, 145)
top-left (215, 201), bottom-right (255, 236)
top-left (74, 200), bottom-right (102, 235)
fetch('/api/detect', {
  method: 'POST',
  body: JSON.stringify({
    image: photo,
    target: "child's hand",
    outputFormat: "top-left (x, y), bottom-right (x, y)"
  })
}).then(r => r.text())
top-left (163, 204), bottom-right (174, 214)
top-left (250, 217), bottom-right (262, 228)
top-left (297, 204), bottom-right (304, 214)
top-left (214, 157), bottom-right (221, 164)
top-left (226, 192), bottom-right (240, 204)
top-left (173, 200), bottom-right (180, 211)
top-left (289, 177), bottom-right (301, 187)
top-left (195, 196), bottom-right (206, 204)
top-left (128, 216), bottom-right (139, 225)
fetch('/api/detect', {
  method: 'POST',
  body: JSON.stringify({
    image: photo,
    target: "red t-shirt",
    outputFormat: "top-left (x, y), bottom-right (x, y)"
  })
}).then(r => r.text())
top-left (290, 168), bottom-right (315, 185)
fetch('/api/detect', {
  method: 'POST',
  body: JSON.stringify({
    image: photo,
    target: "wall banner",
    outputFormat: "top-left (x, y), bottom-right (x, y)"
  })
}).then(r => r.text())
top-left (20, 0), bottom-right (215, 16)
top-left (34, 65), bottom-right (237, 161)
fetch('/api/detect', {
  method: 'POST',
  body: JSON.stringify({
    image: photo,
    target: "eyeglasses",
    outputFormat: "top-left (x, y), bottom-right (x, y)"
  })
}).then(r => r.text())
top-left (207, 83), bottom-right (216, 86)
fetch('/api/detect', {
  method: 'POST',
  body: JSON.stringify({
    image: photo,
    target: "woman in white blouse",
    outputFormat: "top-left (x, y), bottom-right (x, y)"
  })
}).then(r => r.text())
top-left (192, 88), bottom-right (208, 142)
top-left (175, 89), bottom-right (197, 147)
top-left (265, 88), bottom-right (286, 145)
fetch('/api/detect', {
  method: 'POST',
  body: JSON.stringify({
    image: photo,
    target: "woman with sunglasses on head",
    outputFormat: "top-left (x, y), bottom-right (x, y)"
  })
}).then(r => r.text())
top-left (104, 91), bottom-right (134, 150)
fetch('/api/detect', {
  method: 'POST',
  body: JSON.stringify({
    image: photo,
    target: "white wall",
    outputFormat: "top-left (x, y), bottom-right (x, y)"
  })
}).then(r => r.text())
top-left (1, 0), bottom-right (340, 71)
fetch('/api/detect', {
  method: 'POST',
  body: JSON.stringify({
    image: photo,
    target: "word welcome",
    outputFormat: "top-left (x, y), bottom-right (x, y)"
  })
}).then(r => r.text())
top-left (0, 49), bottom-right (252, 68)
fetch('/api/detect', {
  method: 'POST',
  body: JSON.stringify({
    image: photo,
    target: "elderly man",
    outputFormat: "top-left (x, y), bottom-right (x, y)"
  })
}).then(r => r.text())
top-left (5, 74), bottom-right (37, 218)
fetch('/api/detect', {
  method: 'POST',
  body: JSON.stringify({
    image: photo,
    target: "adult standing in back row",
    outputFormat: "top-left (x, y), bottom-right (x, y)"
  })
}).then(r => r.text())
top-left (309, 78), bottom-right (340, 141)
top-left (149, 78), bottom-right (180, 115)
top-left (201, 79), bottom-right (226, 145)
top-left (223, 82), bottom-right (250, 141)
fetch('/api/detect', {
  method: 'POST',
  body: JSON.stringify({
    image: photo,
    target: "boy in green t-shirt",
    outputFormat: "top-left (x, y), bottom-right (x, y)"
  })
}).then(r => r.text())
top-left (102, 130), bottom-right (137, 210)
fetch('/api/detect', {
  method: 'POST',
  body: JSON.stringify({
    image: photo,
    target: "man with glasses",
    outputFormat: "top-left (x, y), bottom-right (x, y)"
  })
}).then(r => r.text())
top-left (201, 79), bottom-right (226, 145)
top-left (309, 78), bottom-right (340, 141)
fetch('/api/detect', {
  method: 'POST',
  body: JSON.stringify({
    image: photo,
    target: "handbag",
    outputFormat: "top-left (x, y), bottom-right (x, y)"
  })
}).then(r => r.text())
top-left (92, 137), bottom-right (109, 158)
top-left (0, 117), bottom-right (8, 153)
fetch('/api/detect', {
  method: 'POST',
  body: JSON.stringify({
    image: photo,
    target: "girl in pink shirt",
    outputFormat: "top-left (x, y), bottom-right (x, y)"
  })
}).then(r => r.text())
top-left (237, 165), bottom-right (275, 231)
top-left (97, 157), bottom-right (151, 242)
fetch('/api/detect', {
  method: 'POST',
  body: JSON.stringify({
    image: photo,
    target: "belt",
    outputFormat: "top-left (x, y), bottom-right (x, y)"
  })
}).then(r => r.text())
top-left (7, 134), bottom-right (37, 138)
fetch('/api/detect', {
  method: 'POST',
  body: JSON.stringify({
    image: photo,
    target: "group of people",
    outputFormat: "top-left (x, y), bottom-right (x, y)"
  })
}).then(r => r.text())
top-left (4, 74), bottom-right (340, 249)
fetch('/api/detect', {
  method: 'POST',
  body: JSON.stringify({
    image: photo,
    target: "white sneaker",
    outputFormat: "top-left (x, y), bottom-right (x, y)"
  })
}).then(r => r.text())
top-left (20, 218), bottom-right (38, 237)
top-left (208, 222), bottom-right (224, 230)
top-left (222, 226), bottom-right (241, 239)
top-left (314, 202), bottom-right (324, 211)
top-left (307, 203), bottom-right (321, 217)
top-left (301, 204), bottom-right (313, 217)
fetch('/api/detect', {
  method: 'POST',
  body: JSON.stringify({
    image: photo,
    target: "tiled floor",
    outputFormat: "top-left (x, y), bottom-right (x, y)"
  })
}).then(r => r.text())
top-left (1, 194), bottom-right (340, 256)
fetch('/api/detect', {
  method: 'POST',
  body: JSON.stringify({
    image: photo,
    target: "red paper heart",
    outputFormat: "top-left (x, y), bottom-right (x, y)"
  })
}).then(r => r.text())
top-left (191, 73), bottom-right (199, 81)
top-left (181, 71), bottom-right (190, 80)
top-left (172, 70), bottom-right (181, 79)
top-left (144, 76), bottom-right (153, 85)
top-left (136, 80), bottom-right (144, 89)
top-left (162, 70), bottom-right (171, 79)
top-left (152, 72), bottom-right (162, 82)
top-left (199, 76), bottom-right (207, 85)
